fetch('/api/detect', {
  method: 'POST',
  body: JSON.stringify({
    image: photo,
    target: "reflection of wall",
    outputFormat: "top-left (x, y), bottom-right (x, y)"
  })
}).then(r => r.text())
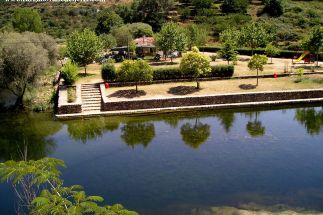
top-left (102, 90), bottom-right (323, 111)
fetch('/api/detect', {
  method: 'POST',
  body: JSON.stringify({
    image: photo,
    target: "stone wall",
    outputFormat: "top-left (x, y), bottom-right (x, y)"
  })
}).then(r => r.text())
top-left (57, 85), bottom-right (82, 114)
top-left (101, 89), bottom-right (323, 111)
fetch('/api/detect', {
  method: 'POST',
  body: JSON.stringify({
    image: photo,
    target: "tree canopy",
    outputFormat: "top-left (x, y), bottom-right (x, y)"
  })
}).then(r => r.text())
top-left (185, 24), bottom-right (209, 49)
top-left (180, 119), bottom-right (210, 149)
top-left (221, 0), bottom-right (249, 13)
top-left (302, 26), bottom-right (323, 66)
top-left (121, 122), bottom-right (155, 148)
top-left (12, 8), bottom-right (43, 33)
top-left (95, 9), bottom-right (124, 34)
top-left (67, 28), bottom-right (102, 74)
top-left (248, 54), bottom-right (268, 86)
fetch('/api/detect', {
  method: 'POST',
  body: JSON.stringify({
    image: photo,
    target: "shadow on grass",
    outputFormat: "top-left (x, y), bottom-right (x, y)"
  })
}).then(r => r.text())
top-left (239, 84), bottom-right (257, 90)
top-left (168, 86), bottom-right (200, 95)
top-left (108, 89), bottom-right (146, 98)
top-left (77, 73), bottom-right (96, 78)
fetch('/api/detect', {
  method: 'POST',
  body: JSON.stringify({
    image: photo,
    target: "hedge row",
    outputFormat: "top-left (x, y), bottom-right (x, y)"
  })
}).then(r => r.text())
top-left (153, 65), bottom-right (234, 80)
top-left (199, 46), bottom-right (323, 60)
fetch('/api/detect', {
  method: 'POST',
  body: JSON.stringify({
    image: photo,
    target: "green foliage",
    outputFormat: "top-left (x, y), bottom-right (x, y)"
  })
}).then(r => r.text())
top-left (302, 26), bottom-right (323, 66)
top-left (67, 87), bottom-right (76, 103)
top-left (111, 25), bottom-right (133, 46)
top-left (265, 43), bottom-right (280, 63)
top-left (0, 158), bottom-right (138, 215)
top-left (210, 65), bottom-right (234, 77)
top-left (180, 47), bottom-right (211, 88)
top-left (180, 119), bottom-right (210, 149)
top-left (99, 34), bottom-right (117, 50)
top-left (12, 8), bottom-right (43, 33)
top-left (58, 46), bottom-right (68, 60)
top-left (295, 108), bottom-right (323, 135)
top-left (185, 24), bottom-right (209, 49)
top-left (95, 9), bottom-right (123, 34)
top-left (156, 22), bottom-right (188, 57)
top-left (118, 60), bottom-right (153, 92)
top-left (218, 42), bottom-right (238, 64)
top-left (0, 32), bottom-right (51, 108)
top-left (263, 0), bottom-right (284, 17)
top-left (239, 22), bottom-right (272, 54)
top-left (248, 54), bottom-right (268, 85)
top-left (127, 22), bottom-right (154, 38)
top-left (219, 28), bottom-right (240, 47)
top-left (221, 0), bottom-right (249, 13)
top-left (61, 60), bottom-right (78, 85)
top-left (101, 62), bottom-right (116, 82)
top-left (209, 14), bottom-right (252, 35)
top-left (67, 28), bottom-right (103, 74)
top-left (192, 0), bottom-right (214, 9)
top-left (121, 122), bottom-right (155, 148)
top-left (295, 68), bottom-right (304, 82)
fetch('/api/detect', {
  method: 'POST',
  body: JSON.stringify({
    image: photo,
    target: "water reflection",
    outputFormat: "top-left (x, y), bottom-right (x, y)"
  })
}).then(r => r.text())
top-left (244, 112), bottom-right (266, 137)
top-left (0, 113), bottom-right (62, 161)
top-left (66, 118), bottom-right (119, 143)
top-left (295, 108), bottom-right (323, 135)
top-left (180, 119), bottom-right (210, 149)
top-left (121, 121), bottom-right (155, 148)
top-left (215, 112), bottom-right (235, 133)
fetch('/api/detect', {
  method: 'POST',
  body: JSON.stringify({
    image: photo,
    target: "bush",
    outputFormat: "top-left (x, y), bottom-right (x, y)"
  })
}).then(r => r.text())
top-left (153, 68), bottom-right (182, 80)
top-left (61, 60), bottom-right (78, 85)
top-left (67, 87), bottom-right (76, 103)
top-left (101, 62), bottom-right (116, 82)
top-left (221, 0), bottom-right (249, 13)
top-left (210, 65), bottom-right (234, 77)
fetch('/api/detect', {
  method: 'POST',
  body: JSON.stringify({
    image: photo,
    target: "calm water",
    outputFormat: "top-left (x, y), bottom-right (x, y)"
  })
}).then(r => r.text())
top-left (0, 105), bottom-right (323, 214)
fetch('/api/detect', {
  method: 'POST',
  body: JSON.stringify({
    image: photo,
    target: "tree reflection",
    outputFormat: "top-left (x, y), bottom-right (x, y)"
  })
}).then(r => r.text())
top-left (295, 108), bottom-right (323, 135)
top-left (121, 122), bottom-right (155, 148)
top-left (66, 117), bottom-right (119, 143)
top-left (216, 112), bottom-right (235, 133)
top-left (0, 113), bottom-right (62, 161)
top-left (180, 119), bottom-right (210, 149)
top-left (245, 112), bottom-right (265, 137)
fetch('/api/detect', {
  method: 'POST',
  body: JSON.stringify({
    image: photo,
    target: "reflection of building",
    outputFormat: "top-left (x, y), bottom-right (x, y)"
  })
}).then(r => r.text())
top-left (134, 36), bottom-right (156, 56)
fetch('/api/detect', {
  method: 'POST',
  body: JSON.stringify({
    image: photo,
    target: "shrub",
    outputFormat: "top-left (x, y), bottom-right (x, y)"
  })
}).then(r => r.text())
top-left (61, 60), bottom-right (78, 85)
top-left (101, 62), bottom-right (116, 82)
top-left (67, 87), bottom-right (76, 103)
top-left (153, 68), bottom-right (182, 80)
top-left (221, 0), bottom-right (249, 13)
top-left (210, 65), bottom-right (234, 77)
top-left (263, 0), bottom-right (284, 17)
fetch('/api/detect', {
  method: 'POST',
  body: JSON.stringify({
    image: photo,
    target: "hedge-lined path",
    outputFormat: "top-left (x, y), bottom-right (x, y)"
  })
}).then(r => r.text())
top-left (81, 84), bottom-right (101, 113)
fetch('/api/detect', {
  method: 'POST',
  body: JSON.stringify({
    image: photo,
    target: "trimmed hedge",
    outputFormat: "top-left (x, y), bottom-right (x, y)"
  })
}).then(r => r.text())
top-left (199, 46), bottom-right (323, 60)
top-left (152, 65), bottom-right (234, 80)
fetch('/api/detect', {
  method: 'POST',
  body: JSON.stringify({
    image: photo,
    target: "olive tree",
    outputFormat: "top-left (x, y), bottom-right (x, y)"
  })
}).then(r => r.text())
top-left (118, 60), bottom-right (153, 92)
top-left (0, 32), bottom-right (54, 108)
top-left (180, 47), bottom-right (211, 89)
top-left (67, 28), bottom-right (103, 75)
top-left (248, 54), bottom-right (268, 86)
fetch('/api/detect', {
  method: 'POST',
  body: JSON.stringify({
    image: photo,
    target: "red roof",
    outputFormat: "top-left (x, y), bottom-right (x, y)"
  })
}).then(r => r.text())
top-left (134, 37), bottom-right (155, 46)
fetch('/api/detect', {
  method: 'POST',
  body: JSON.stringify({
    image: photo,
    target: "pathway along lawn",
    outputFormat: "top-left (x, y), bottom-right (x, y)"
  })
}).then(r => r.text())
top-left (105, 75), bottom-right (323, 102)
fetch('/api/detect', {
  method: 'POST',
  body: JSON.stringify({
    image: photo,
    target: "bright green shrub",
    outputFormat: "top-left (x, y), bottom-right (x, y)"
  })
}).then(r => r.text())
top-left (61, 60), bottom-right (78, 85)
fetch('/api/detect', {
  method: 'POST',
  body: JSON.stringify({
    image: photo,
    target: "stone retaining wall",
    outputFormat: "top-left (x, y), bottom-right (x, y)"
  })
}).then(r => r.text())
top-left (101, 88), bottom-right (323, 111)
top-left (57, 85), bottom-right (82, 114)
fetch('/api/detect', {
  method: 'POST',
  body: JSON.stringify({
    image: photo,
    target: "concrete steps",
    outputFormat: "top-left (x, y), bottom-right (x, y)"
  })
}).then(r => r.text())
top-left (81, 84), bottom-right (102, 112)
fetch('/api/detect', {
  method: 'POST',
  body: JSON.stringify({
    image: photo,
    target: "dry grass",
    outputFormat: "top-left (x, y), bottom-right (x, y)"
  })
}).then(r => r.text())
top-left (76, 54), bottom-right (322, 85)
top-left (105, 75), bottom-right (323, 101)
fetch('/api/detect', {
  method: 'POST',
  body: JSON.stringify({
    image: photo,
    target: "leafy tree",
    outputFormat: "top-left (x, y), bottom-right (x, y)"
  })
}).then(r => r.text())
top-left (185, 24), bottom-right (209, 49)
top-left (101, 61), bottom-right (116, 82)
top-left (180, 119), bottom-right (210, 149)
top-left (12, 8), bottom-right (43, 33)
top-left (248, 54), bottom-right (268, 86)
top-left (302, 26), bottom-right (323, 67)
top-left (99, 34), bottom-right (117, 51)
top-left (155, 22), bottom-right (188, 61)
top-left (180, 47), bottom-right (211, 89)
top-left (0, 158), bottom-right (138, 215)
top-left (218, 41), bottom-right (238, 65)
top-left (0, 32), bottom-right (51, 108)
top-left (219, 28), bottom-right (240, 47)
top-left (67, 28), bottom-right (103, 75)
top-left (265, 43), bottom-right (280, 63)
top-left (133, 0), bottom-right (175, 31)
top-left (95, 9), bottom-right (123, 34)
top-left (127, 22), bottom-right (154, 38)
top-left (121, 121), bottom-right (155, 148)
top-left (239, 22), bottom-right (272, 55)
top-left (118, 60), bottom-right (153, 92)
top-left (221, 0), bottom-right (249, 13)
top-left (111, 25), bottom-right (134, 47)
top-left (61, 60), bottom-right (78, 85)
top-left (263, 0), bottom-right (284, 17)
